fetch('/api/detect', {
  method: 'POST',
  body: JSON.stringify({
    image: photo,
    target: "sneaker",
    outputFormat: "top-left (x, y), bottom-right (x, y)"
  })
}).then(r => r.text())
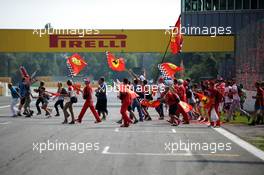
top-left (171, 123), bottom-right (178, 126)
top-left (145, 117), bottom-right (152, 121)
top-left (69, 121), bottom-right (75, 124)
top-left (55, 113), bottom-right (60, 117)
top-left (75, 119), bottom-right (82, 123)
top-left (37, 112), bottom-right (41, 115)
top-left (133, 119), bottom-right (139, 124)
top-left (120, 124), bottom-right (129, 127)
top-left (62, 120), bottom-right (68, 124)
top-left (248, 122), bottom-right (255, 126)
top-left (17, 113), bottom-right (22, 116)
top-left (116, 119), bottom-right (122, 124)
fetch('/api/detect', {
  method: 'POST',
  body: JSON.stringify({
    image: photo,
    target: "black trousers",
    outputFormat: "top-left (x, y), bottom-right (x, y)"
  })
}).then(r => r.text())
top-left (36, 98), bottom-right (44, 113)
top-left (54, 100), bottom-right (64, 114)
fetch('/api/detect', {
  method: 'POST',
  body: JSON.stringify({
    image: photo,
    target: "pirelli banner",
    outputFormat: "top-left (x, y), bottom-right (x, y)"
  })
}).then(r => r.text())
top-left (0, 29), bottom-right (234, 53)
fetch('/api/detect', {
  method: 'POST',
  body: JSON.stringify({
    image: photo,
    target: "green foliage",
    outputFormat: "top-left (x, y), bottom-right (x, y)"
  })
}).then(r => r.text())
top-left (0, 52), bottom-right (225, 84)
top-left (0, 52), bottom-right (162, 83)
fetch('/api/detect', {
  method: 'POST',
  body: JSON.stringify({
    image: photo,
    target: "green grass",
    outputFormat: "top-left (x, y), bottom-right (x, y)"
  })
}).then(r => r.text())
top-left (220, 112), bottom-right (250, 125)
top-left (220, 113), bottom-right (264, 151)
top-left (246, 136), bottom-right (264, 151)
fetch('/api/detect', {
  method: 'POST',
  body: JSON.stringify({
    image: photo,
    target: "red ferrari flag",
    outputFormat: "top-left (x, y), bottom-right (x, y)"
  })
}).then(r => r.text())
top-left (106, 51), bottom-right (126, 72)
top-left (67, 53), bottom-right (87, 76)
top-left (170, 15), bottom-right (183, 54)
top-left (195, 92), bottom-right (212, 109)
top-left (158, 62), bottom-right (183, 78)
top-left (140, 100), bottom-right (161, 108)
top-left (179, 101), bottom-right (193, 113)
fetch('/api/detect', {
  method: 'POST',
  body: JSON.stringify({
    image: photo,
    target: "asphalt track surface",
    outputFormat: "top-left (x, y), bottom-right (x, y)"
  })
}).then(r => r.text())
top-left (0, 94), bottom-right (263, 175)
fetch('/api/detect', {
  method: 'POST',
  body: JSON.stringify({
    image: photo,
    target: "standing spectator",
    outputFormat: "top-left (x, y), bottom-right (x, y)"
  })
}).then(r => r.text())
top-left (238, 84), bottom-right (247, 110)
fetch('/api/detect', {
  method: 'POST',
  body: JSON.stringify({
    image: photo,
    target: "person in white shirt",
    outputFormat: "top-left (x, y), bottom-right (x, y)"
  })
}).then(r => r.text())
top-left (228, 80), bottom-right (251, 121)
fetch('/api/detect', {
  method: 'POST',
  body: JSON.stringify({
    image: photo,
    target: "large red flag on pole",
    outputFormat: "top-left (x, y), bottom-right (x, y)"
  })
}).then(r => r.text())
top-left (67, 53), bottom-right (87, 76)
top-left (170, 15), bottom-right (183, 54)
top-left (106, 51), bottom-right (126, 72)
top-left (158, 62), bottom-right (184, 78)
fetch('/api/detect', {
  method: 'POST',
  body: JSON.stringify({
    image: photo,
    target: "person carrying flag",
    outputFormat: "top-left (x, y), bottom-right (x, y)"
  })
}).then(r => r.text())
top-left (76, 78), bottom-right (101, 124)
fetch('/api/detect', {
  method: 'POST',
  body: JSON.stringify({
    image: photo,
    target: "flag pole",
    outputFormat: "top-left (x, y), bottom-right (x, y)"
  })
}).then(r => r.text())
top-left (154, 34), bottom-right (172, 82)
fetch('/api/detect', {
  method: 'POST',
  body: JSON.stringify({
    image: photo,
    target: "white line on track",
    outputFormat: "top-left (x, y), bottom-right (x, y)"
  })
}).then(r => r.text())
top-left (184, 149), bottom-right (192, 156)
top-left (113, 129), bottom-right (205, 134)
top-left (0, 105), bottom-right (10, 109)
top-left (213, 127), bottom-right (264, 161)
top-left (101, 146), bottom-right (239, 157)
top-left (102, 146), bottom-right (110, 154)
top-left (0, 122), bottom-right (9, 125)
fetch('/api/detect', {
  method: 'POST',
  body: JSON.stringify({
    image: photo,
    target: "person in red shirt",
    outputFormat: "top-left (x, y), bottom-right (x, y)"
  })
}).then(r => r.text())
top-left (173, 78), bottom-right (179, 94)
top-left (161, 87), bottom-right (180, 126)
top-left (250, 82), bottom-right (264, 125)
top-left (177, 79), bottom-right (187, 102)
top-left (207, 81), bottom-right (221, 127)
top-left (118, 78), bottom-right (133, 127)
top-left (76, 78), bottom-right (101, 123)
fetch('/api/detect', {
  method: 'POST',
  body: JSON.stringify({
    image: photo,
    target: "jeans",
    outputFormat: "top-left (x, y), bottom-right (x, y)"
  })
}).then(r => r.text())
top-left (36, 97), bottom-right (44, 113)
top-left (155, 98), bottom-right (164, 118)
top-left (11, 98), bottom-right (19, 116)
top-left (54, 100), bottom-right (64, 114)
top-left (132, 98), bottom-right (144, 120)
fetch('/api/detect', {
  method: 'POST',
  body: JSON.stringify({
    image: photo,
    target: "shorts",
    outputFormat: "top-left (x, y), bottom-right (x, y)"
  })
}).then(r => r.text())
top-left (43, 98), bottom-right (49, 105)
top-left (24, 96), bottom-right (31, 108)
top-left (169, 104), bottom-right (178, 115)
